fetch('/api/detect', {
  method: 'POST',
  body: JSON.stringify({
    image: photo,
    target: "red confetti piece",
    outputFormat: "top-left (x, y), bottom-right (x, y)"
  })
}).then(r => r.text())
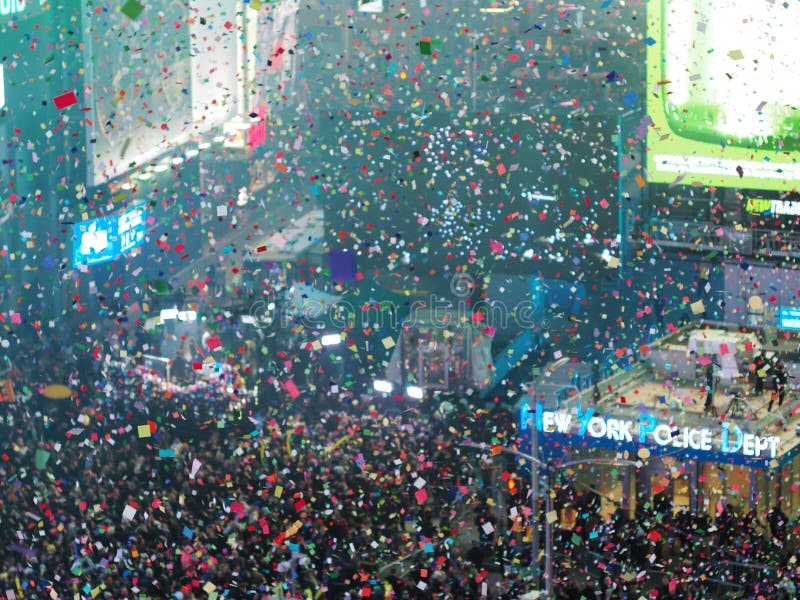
top-left (53, 91), bottom-right (78, 109)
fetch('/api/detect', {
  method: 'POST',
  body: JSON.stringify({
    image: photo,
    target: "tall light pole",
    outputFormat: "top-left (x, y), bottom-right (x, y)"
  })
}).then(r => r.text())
top-left (463, 439), bottom-right (637, 598)
top-left (464, 439), bottom-right (551, 595)
top-left (530, 408), bottom-right (540, 586)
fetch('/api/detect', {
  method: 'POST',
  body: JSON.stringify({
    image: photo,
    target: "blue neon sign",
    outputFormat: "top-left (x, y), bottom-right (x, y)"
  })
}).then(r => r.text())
top-left (72, 206), bottom-right (147, 267)
top-left (779, 306), bottom-right (800, 331)
top-left (526, 402), bottom-right (782, 469)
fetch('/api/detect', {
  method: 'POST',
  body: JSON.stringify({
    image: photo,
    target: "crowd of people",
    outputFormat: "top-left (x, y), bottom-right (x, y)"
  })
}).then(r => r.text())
top-left (1, 344), bottom-right (800, 599)
top-left (0, 355), bottom-right (530, 599)
top-left (544, 491), bottom-right (800, 599)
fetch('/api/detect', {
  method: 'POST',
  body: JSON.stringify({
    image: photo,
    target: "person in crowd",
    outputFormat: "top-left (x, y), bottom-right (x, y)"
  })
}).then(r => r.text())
top-left (703, 360), bottom-right (717, 414)
top-left (769, 501), bottom-right (788, 546)
top-left (752, 351), bottom-right (768, 395)
top-left (769, 359), bottom-right (789, 412)
top-left (0, 348), bottom-right (798, 599)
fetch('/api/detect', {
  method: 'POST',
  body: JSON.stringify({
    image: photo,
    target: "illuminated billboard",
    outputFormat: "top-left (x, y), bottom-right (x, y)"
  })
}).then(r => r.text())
top-left (0, 0), bottom-right (49, 23)
top-left (779, 307), bottom-right (800, 332)
top-left (745, 197), bottom-right (800, 216)
top-left (81, 0), bottom-right (243, 186)
top-left (82, 0), bottom-right (193, 186)
top-left (72, 206), bottom-right (147, 268)
top-left (646, 0), bottom-right (800, 191)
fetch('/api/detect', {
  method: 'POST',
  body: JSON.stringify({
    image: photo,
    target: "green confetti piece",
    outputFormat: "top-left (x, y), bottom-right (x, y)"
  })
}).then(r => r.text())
top-left (121, 0), bottom-right (144, 20)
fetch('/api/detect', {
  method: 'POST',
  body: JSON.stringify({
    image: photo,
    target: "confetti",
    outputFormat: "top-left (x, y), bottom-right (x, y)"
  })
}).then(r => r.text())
top-left (52, 91), bottom-right (77, 109)
top-left (120, 0), bottom-right (144, 20)
top-left (1, 2), bottom-right (797, 597)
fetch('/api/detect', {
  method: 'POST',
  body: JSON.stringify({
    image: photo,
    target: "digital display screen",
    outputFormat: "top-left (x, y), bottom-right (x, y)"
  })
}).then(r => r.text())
top-left (82, 0), bottom-right (193, 186)
top-left (72, 206), bottom-right (147, 268)
top-left (0, 0), bottom-right (49, 24)
top-left (646, 0), bottom-right (800, 191)
top-left (779, 306), bottom-right (800, 331)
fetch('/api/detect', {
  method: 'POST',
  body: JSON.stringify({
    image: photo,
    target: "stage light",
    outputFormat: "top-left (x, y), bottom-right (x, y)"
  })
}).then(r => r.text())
top-left (160, 308), bottom-right (179, 321)
top-left (373, 380), bottom-right (393, 393)
top-left (406, 385), bottom-right (424, 399)
top-left (321, 333), bottom-right (341, 346)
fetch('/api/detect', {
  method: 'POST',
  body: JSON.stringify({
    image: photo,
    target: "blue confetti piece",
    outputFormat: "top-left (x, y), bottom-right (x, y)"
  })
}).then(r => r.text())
top-left (623, 91), bottom-right (639, 106)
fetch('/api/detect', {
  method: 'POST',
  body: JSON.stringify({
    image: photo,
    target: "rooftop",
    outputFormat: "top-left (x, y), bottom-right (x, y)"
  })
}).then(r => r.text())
top-left (528, 322), bottom-right (800, 468)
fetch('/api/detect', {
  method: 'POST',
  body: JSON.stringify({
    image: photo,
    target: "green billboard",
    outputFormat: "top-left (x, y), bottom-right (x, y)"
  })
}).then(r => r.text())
top-left (646, 0), bottom-right (800, 191)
